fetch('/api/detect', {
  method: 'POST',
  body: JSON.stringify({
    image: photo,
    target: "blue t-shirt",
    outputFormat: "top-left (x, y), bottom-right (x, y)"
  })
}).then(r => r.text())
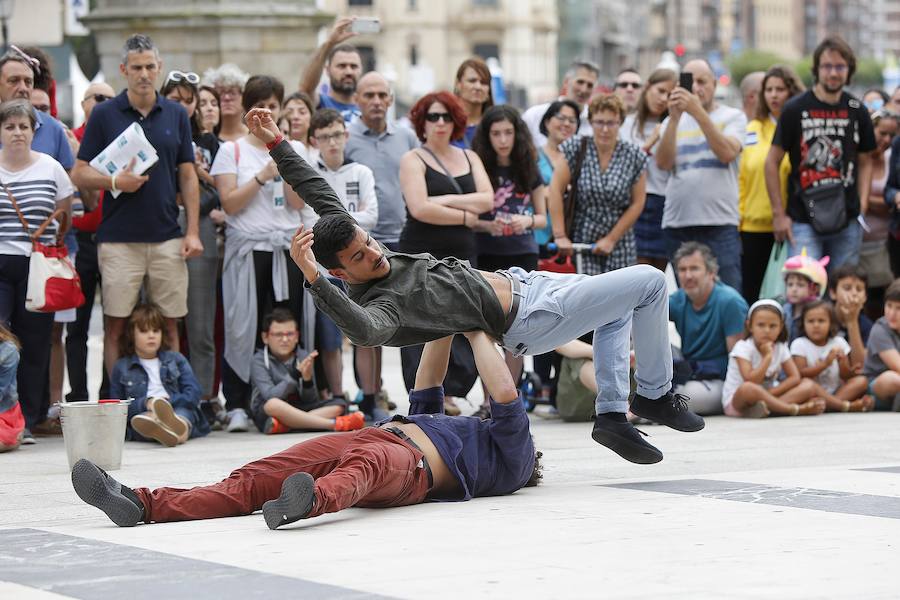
top-left (318, 94), bottom-right (360, 123)
top-left (32, 110), bottom-right (74, 170)
top-left (476, 166), bottom-right (541, 257)
top-left (534, 148), bottom-right (554, 245)
top-left (378, 385), bottom-right (535, 501)
top-left (77, 91), bottom-right (195, 243)
top-left (670, 282), bottom-right (749, 377)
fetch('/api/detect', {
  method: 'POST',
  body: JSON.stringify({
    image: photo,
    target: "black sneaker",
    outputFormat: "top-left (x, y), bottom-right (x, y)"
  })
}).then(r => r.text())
top-left (591, 416), bottom-right (663, 464)
top-left (71, 459), bottom-right (145, 527)
top-left (630, 391), bottom-right (705, 432)
top-left (262, 472), bottom-right (315, 530)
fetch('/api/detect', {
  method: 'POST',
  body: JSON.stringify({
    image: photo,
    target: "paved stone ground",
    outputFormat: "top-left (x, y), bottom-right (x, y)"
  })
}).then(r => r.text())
top-left (2, 404), bottom-right (899, 599)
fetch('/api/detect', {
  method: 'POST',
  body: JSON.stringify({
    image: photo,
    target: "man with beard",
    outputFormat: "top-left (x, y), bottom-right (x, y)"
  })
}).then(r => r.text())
top-left (765, 34), bottom-right (875, 270)
top-left (300, 16), bottom-right (363, 123)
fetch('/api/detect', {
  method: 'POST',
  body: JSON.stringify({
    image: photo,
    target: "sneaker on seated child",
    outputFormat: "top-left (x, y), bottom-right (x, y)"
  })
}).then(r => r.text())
top-left (721, 299), bottom-right (826, 417)
top-left (250, 308), bottom-right (363, 434)
top-left (781, 250), bottom-right (829, 341)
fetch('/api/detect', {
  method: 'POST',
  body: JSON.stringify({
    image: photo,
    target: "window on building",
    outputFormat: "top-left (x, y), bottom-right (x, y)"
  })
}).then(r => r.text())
top-left (473, 43), bottom-right (499, 60)
top-left (349, 0), bottom-right (373, 5)
top-left (408, 0), bottom-right (417, 9)
top-left (409, 44), bottom-right (419, 66)
top-left (473, 0), bottom-right (498, 5)
top-left (357, 45), bottom-right (377, 73)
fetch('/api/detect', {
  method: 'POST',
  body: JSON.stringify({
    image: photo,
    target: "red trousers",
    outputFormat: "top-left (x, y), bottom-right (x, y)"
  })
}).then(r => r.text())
top-left (135, 428), bottom-right (431, 522)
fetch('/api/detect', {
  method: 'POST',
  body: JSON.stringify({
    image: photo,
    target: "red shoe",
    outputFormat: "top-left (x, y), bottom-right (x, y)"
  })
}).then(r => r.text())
top-left (334, 411), bottom-right (365, 431)
top-left (264, 417), bottom-right (291, 435)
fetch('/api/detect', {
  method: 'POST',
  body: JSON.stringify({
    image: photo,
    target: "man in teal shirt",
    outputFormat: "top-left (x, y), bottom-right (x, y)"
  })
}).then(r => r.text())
top-left (669, 242), bottom-right (748, 415)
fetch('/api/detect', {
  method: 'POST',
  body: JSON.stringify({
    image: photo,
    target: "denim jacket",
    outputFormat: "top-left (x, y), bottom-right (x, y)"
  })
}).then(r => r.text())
top-left (0, 340), bottom-right (19, 413)
top-left (110, 350), bottom-right (210, 437)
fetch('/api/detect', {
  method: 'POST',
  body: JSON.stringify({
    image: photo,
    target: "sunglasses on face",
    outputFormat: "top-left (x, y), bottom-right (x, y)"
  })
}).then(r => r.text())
top-left (90, 94), bottom-right (112, 103)
top-left (165, 70), bottom-right (200, 86)
top-left (615, 81), bottom-right (641, 89)
top-left (425, 112), bottom-right (453, 123)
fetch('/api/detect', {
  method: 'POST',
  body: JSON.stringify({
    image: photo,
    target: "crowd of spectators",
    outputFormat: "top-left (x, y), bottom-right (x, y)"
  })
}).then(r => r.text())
top-left (3, 22), bottom-right (900, 452)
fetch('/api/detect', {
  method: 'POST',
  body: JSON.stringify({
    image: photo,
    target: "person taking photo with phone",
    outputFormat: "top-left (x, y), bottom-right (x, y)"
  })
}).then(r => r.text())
top-left (656, 60), bottom-right (747, 294)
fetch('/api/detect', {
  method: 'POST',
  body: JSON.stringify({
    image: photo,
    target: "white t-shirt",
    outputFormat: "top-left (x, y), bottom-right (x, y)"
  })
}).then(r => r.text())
top-left (303, 160), bottom-right (378, 231)
top-left (660, 104), bottom-right (747, 228)
top-left (721, 338), bottom-right (792, 408)
top-left (790, 335), bottom-right (851, 394)
top-left (138, 357), bottom-right (169, 400)
top-left (210, 138), bottom-right (309, 246)
top-left (0, 153), bottom-right (73, 256)
top-left (620, 114), bottom-right (668, 196)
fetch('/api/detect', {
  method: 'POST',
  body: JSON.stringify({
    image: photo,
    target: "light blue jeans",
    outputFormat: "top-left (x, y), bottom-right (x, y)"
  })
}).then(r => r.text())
top-left (501, 265), bottom-right (673, 415)
top-left (790, 220), bottom-right (862, 276)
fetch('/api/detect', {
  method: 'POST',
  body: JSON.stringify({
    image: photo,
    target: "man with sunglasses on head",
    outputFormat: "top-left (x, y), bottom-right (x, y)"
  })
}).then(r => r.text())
top-left (71, 34), bottom-right (203, 386)
top-left (241, 107), bottom-right (707, 466)
top-left (522, 60), bottom-right (599, 148)
top-left (613, 68), bottom-right (643, 115)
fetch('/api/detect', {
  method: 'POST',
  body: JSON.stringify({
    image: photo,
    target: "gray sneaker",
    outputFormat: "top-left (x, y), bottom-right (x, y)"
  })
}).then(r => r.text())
top-left (226, 408), bottom-right (250, 433)
top-left (21, 428), bottom-right (35, 445)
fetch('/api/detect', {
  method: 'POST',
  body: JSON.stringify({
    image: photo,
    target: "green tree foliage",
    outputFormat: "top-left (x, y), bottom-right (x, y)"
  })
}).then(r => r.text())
top-left (726, 49), bottom-right (787, 86)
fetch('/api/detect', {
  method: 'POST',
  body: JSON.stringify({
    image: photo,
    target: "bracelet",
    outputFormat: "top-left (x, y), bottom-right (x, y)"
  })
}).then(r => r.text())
top-left (461, 209), bottom-right (467, 226)
top-left (530, 214), bottom-right (535, 229)
top-left (265, 134), bottom-right (285, 151)
top-left (110, 174), bottom-right (118, 193)
top-left (254, 175), bottom-right (265, 186)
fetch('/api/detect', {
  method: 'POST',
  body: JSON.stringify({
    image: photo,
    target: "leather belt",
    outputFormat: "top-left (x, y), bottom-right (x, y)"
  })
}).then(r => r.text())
top-left (383, 426), bottom-right (433, 489)
top-left (500, 271), bottom-right (521, 334)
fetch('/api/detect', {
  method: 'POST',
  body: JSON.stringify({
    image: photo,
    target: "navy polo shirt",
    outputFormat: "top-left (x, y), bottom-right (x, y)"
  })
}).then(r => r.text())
top-left (77, 90), bottom-right (194, 243)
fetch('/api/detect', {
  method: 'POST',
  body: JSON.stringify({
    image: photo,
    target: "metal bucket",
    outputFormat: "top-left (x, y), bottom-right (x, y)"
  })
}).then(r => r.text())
top-left (60, 401), bottom-right (130, 471)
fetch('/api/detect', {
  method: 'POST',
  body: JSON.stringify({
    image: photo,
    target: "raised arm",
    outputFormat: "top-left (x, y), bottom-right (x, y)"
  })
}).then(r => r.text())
top-left (299, 17), bottom-right (358, 106)
top-left (245, 107), bottom-right (353, 222)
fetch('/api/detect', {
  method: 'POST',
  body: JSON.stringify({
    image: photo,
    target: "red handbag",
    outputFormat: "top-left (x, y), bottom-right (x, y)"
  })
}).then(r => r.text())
top-left (2, 182), bottom-right (84, 313)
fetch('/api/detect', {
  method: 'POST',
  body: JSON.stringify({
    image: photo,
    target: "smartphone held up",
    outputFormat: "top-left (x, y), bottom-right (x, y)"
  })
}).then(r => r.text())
top-left (351, 17), bottom-right (381, 34)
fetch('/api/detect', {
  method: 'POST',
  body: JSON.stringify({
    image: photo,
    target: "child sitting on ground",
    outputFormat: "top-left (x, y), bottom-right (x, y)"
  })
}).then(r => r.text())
top-left (863, 279), bottom-right (900, 411)
top-left (250, 308), bottom-right (363, 434)
top-left (0, 324), bottom-right (23, 452)
top-left (781, 250), bottom-right (829, 341)
top-left (828, 264), bottom-right (874, 364)
top-left (110, 304), bottom-right (210, 447)
top-left (790, 299), bottom-right (873, 412)
top-left (721, 299), bottom-right (826, 417)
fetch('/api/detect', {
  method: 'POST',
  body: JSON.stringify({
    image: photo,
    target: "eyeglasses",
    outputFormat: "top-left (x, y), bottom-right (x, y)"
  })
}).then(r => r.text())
top-left (8, 45), bottom-right (40, 75)
top-left (425, 112), bottom-right (453, 123)
top-left (89, 94), bottom-right (112, 103)
top-left (819, 63), bottom-right (848, 73)
top-left (314, 132), bottom-right (345, 144)
top-left (590, 119), bottom-right (619, 130)
top-left (552, 114), bottom-right (578, 125)
top-left (615, 81), bottom-right (642, 89)
top-left (218, 87), bottom-right (241, 98)
top-left (267, 331), bottom-right (298, 340)
top-left (165, 70), bottom-right (200, 87)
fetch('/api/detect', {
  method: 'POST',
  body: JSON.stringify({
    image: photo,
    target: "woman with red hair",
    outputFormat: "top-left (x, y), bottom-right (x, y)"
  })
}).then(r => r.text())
top-left (398, 91), bottom-right (494, 414)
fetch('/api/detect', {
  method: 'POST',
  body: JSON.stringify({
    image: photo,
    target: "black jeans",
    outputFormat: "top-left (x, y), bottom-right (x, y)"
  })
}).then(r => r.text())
top-left (0, 254), bottom-right (53, 429)
top-left (65, 232), bottom-right (109, 402)
top-left (740, 231), bottom-right (775, 304)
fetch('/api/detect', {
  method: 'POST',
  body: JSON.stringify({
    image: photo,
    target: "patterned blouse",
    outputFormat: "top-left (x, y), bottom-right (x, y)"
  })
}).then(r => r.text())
top-left (561, 135), bottom-right (647, 274)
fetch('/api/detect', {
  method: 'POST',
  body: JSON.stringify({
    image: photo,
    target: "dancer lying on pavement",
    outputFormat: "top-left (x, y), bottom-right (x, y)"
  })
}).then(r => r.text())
top-left (242, 107), bottom-right (703, 464)
top-left (71, 331), bottom-right (541, 529)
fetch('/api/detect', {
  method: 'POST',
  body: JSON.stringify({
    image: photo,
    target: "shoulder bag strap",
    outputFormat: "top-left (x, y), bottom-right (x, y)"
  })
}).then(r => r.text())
top-left (564, 137), bottom-right (590, 236)
top-left (1, 180), bottom-right (64, 243)
top-left (419, 146), bottom-right (465, 195)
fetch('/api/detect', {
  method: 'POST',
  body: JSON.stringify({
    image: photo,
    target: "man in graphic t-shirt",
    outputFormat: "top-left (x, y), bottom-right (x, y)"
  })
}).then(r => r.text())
top-left (766, 34), bottom-right (875, 273)
top-left (299, 16), bottom-right (363, 123)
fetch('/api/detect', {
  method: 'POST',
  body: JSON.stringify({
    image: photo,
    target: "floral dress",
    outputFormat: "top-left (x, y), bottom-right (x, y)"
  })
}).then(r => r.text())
top-left (561, 135), bottom-right (647, 274)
